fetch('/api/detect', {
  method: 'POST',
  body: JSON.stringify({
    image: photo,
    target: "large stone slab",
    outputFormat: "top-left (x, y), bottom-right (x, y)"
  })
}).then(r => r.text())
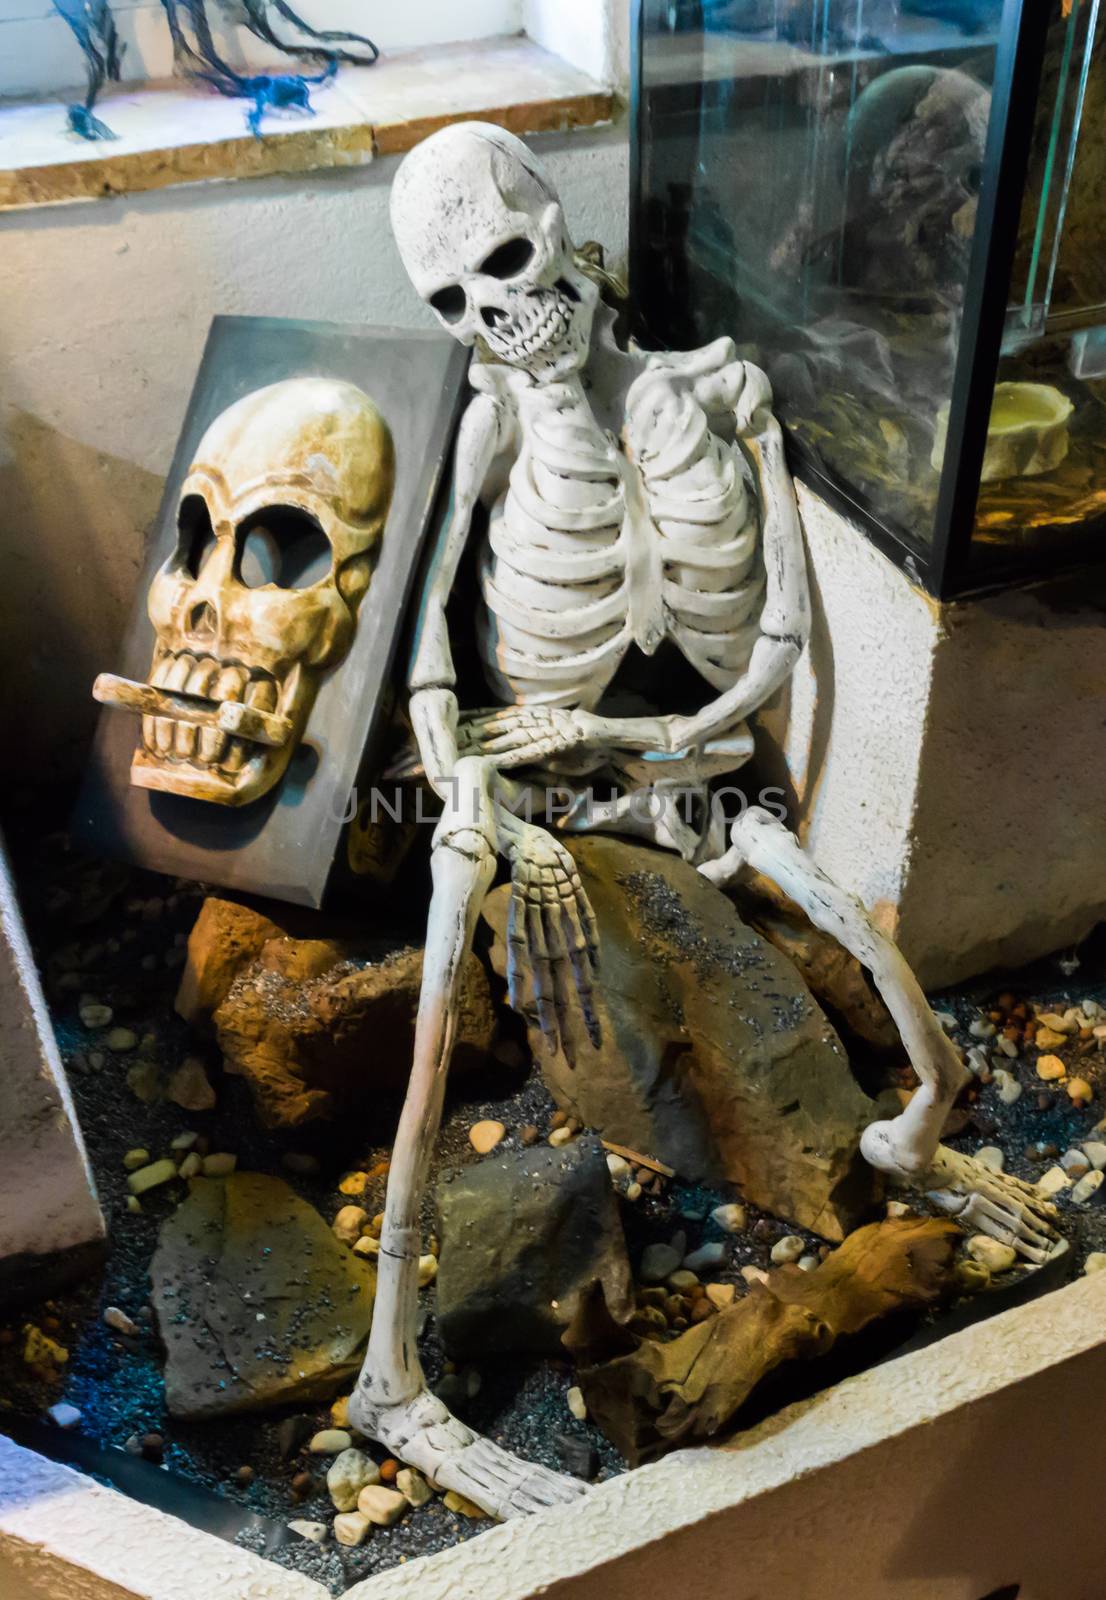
top-left (177, 897), bottom-right (497, 1128)
top-left (484, 837), bottom-right (881, 1240)
top-left (435, 1136), bottom-right (633, 1359)
top-left (150, 1173), bottom-right (375, 1419)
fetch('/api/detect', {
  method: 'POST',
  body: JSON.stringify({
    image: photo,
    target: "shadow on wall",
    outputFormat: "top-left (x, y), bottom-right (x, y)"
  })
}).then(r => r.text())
top-left (0, 408), bottom-right (163, 789)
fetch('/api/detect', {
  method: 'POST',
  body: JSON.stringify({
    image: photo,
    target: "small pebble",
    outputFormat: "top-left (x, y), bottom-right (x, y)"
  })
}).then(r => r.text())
top-left (126, 1196), bottom-right (142, 1214)
top-left (667, 1268), bottom-right (699, 1293)
top-left (167, 1057), bottom-right (215, 1112)
top-left (332, 1206), bottom-right (368, 1244)
top-left (770, 1235), bottom-right (804, 1265)
top-left (170, 1132), bottom-right (199, 1152)
top-left (1084, 1252), bottom-right (1106, 1275)
top-left (605, 1153), bottom-right (630, 1179)
top-left (625, 1181), bottom-right (642, 1202)
top-left (1071, 1170), bottom-right (1103, 1206)
top-left (127, 1159), bottom-right (177, 1196)
top-left (1081, 1141), bottom-right (1106, 1171)
top-left (443, 1490), bottom-right (485, 1518)
top-left (338, 1171), bottom-right (370, 1196)
top-left (969, 1018), bottom-right (995, 1040)
top-left (955, 1260), bottom-right (991, 1292)
top-left (1067, 1077), bottom-right (1093, 1106)
top-left (1035, 1028), bottom-right (1067, 1052)
top-left (996, 1036), bottom-right (1019, 1059)
top-left (993, 1069), bottom-right (1022, 1104)
top-left (330, 1395), bottom-right (350, 1429)
top-left (333, 1512), bottom-right (371, 1547)
top-left (1061, 1149), bottom-right (1091, 1178)
top-left (327, 1448), bottom-right (379, 1511)
top-left (106, 1027), bottom-right (138, 1052)
top-left (379, 1459), bottom-right (399, 1483)
top-left (291, 1470), bottom-right (315, 1497)
top-left (1038, 1165), bottom-right (1072, 1196)
top-left (519, 1124), bottom-right (540, 1146)
top-left (640, 1242), bottom-right (682, 1283)
top-left (140, 1434), bottom-right (164, 1463)
top-left (288, 1520), bottom-right (328, 1544)
top-left (1036, 1055), bottom-right (1067, 1081)
top-left (418, 1254), bottom-right (438, 1287)
top-left (309, 1429), bottom-right (352, 1455)
top-left (357, 1485), bottom-right (407, 1526)
top-left (1037, 1011), bottom-right (1075, 1034)
top-left (797, 1254), bottom-right (819, 1272)
top-left (79, 1002), bottom-right (113, 1029)
top-left (704, 1282), bottom-right (735, 1310)
top-left (710, 1203), bottom-right (747, 1234)
top-left (103, 1306), bottom-right (139, 1337)
top-left (741, 1265), bottom-right (769, 1285)
top-left (235, 1465), bottom-right (254, 1487)
top-left (469, 1119), bottom-right (506, 1155)
top-left (201, 1153), bottom-right (236, 1178)
top-left (683, 1241), bottom-right (726, 1273)
top-left (975, 1146), bottom-right (1005, 1173)
top-left (566, 1385), bottom-right (587, 1421)
top-left (967, 1236), bottom-right (1017, 1273)
top-left (548, 1125), bottom-right (573, 1148)
top-left (966, 1045), bottom-right (990, 1077)
top-left (122, 1148), bottom-right (150, 1172)
top-left (352, 1235), bottom-right (379, 1259)
top-left (886, 1200), bottom-right (912, 1219)
top-left (396, 1467), bottom-right (432, 1507)
top-left (178, 1152), bottom-right (202, 1179)
top-left (935, 1011), bottom-right (957, 1033)
top-left (47, 1402), bottom-right (82, 1429)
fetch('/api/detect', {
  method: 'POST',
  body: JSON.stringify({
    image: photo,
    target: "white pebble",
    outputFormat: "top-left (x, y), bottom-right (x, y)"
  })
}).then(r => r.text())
top-left (309, 1429), bottom-right (352, 1455)
top-left (1071, 1170), bottom-right (1104, 1206)
top-left (969, 1018), bottom-right (996, 1040)
top-left (886, 1200), bottom-right (912, 1219)
top-left (333, 1512), bottom-right (371, 1547)
top-left (996, 1036), bottom-right (1019, 1059)
top-left (327, 1448), bottom-right (379, 1512)
top-left (396, 1467), bottom-right (432, 1508)
top-left (605, 1153), bottom-right (630, 1179)
top-left (1081, 1141), bottom-right (1106, 1172)
top-left (797, 1254), bottom-right (819, 1272)
top-left (48, 1402), bottom-right (82, 1429)
top-left (566, 1385), bottom-right (587, 1421)
top-left (288, 1520), bottom-right (328, 1544)
top-left (548, 1125), bottom-right (573, 1148)
top-left (770, 1235), bottom-right (804, 1265)
top-left (967, 1236), bottom-right (1017, 1273)
top-left (1038, 1166), bottom-right (1072, 1196)
top-left (103, 1306), bottom-right (139, 1337)
top-left (741, 1265), bottom-right (770, 1286)
top-left (993, 1069), bottom-right (1022, 1105)
top-left (975, 1146), bottom-right (1005, 1172)
top-left (1084, 1251), bottom-right (1106, 1275)
top-left (332, 1206), bottom-right (367, 1244)
top-left (710, 1203), bottom-right (747, 1234)
top-left (966, 1045), bottom-right (990, 1077)
top-left (1061, 1149), bottom-right (1091, 1178)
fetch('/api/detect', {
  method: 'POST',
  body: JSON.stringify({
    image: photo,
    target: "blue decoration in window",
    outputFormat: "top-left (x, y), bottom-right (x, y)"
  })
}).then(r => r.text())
top-left (51, 0), bottom-right (124, 140)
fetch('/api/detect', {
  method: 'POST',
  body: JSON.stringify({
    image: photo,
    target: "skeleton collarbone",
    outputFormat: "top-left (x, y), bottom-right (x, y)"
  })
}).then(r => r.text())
top-left (476, 357), bottom-right (766, 720)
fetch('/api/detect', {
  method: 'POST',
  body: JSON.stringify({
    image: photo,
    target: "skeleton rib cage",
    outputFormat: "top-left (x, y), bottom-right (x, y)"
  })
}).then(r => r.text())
top-left (476, 362), bottom-right (766, 715)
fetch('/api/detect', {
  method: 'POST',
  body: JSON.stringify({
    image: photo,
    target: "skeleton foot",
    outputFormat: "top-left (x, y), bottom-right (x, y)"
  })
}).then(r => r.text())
top-left (863, 1124), bottom-right (1061, 1264)
top-left (348, 1387), bottom-right (586, 1520)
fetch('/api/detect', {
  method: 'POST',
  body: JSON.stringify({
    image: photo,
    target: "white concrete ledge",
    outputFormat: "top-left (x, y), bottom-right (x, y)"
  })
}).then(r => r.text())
top-left (4, 1271), bottom-right (1104, 1599)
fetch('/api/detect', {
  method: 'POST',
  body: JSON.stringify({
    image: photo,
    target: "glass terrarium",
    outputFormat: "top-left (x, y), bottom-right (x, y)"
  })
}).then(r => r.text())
top-left (631, 0), bottom-right (1106, 596)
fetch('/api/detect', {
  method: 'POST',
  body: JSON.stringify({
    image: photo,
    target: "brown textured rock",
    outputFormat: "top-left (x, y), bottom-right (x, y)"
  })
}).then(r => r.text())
top-left (177, 897), bottom-right (496, 1128)
top-left (175, 898), bottom-right (281, 1030)
top-left (150, 1174), bottom-right (374, 1419)
top-left (213, 936), bottom-right (496, 1129)
top-left (484, 837), bottom-right (880, 1240)
top-left (579, 1216), bottom-right (959, 1464)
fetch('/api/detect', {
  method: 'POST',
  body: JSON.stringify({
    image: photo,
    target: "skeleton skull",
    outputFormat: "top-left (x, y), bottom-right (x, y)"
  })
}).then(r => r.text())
top-left (132, 377), bottom-right (394, 806)
top-left (391, 122), bottom-right (599, 380)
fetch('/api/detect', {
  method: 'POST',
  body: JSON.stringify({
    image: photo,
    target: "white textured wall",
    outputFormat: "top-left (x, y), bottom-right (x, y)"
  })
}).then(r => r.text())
top-left (0, 127), bottom-right (629, 781)
top-left (757, 483), bottom-right (1106, 986)
top-left (0, 835), bottom-right (104, 1270)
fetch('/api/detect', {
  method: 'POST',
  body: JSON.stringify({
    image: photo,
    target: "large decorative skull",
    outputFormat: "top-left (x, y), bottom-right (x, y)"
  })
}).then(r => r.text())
top-left (391, 121), bottom-right (599, 380)
top-left (131, 377), bottom-right (394, 806)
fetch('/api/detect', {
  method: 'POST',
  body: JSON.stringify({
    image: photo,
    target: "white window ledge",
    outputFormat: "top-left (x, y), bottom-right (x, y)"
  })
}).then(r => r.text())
top-left (0, 35), bottom-right (616, 211)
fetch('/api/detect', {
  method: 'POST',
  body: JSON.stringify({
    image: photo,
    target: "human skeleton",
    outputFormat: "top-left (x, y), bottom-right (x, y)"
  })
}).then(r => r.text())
top-left (341, 124), bottom-right (1058, 1519)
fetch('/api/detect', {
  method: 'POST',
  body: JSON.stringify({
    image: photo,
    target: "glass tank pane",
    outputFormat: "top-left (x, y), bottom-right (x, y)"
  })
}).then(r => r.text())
top-left (635, 0), bottom-right (1006, 557)
top-left (975, 0), bottom-right (1106, 566)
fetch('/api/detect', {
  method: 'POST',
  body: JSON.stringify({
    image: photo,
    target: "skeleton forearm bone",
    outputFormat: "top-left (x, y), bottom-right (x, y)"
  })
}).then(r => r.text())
top-left (409, 387), bottom-right (512, 796)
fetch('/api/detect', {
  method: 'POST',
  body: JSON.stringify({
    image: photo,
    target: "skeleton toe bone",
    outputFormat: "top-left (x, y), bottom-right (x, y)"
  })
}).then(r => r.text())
top-left (347, 1388), bottom-right (586, 1520)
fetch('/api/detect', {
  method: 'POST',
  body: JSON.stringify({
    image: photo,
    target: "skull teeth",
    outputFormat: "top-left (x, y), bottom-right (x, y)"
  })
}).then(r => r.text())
top-left (140, 650), bottom-right (281, 776)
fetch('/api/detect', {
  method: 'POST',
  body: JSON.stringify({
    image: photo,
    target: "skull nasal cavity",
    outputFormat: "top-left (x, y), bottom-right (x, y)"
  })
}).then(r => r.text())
top-left (188, 601), bottom-right (218, 640)
top-left (481, 306), bottom-right (507, 330)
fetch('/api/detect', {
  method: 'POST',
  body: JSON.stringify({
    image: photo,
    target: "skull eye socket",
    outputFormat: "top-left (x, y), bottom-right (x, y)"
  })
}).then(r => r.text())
top-left (177, 495), bottom-right (217, 578)
top-left (236, 506), bottom-right (332, 590)
top-left (428, 284), bottom-right (467, 324)
top-left (479, 237), bottom-right (536, 279)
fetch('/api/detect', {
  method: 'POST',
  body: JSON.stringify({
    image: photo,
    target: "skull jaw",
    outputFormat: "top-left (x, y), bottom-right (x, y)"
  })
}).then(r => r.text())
top-left (129, 740), bottom-right (297, 807)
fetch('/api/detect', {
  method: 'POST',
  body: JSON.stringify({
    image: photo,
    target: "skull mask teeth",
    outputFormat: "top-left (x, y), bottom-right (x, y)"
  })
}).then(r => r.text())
top-left (133, 377), bottom-right (394, 807)
top-left (391, 122), bottom-right (600, 381)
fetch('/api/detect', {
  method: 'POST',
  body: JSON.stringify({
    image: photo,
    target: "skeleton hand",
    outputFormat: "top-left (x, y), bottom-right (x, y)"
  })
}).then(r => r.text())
top-left (457, 706), bottom-right (597, 768)
top-left (495, 805), bottom-right (600, 1059)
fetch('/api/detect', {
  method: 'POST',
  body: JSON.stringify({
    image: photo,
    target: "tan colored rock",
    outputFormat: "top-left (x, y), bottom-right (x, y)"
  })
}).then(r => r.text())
top-left (333, 1512), bottom-right (371, 1547)
top-left (705, 1282), bottom-right (736, 1310)
top-left (205, 922), bottom-right (496, 1130)
top-left (175, 897), bottom-right (282, 1030)
top-left (484, 837), bottom-right (879, 1240)
top-left (167, 1057), bottom-right (216, 1112)
top-left (333, 1206), bottom-right (368, 1245)
top-left (357, 1484), bottom-right (407, 1526)
top-left (1036, 1054), bottom-right (1067, 1081)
